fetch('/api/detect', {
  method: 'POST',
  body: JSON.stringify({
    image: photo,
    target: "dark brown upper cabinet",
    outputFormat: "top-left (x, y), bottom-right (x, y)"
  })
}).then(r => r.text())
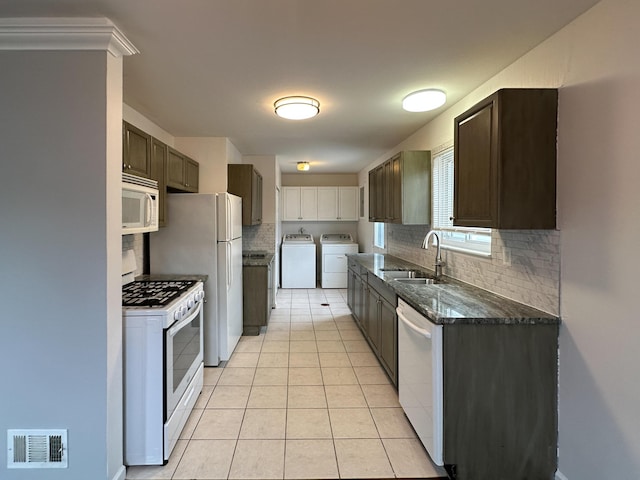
top-left (167, 147), bottom-right (199, 193)
top-left (150, 137), bottom-right (167, 227)
top-left (228, 164), bottom-right (263, 226)
top-left (368, 151), bottom-right (431, 225)
top-left (123, 121), bottom-right (151, 178)
top-left (453, 88), bottom-right (558, 229)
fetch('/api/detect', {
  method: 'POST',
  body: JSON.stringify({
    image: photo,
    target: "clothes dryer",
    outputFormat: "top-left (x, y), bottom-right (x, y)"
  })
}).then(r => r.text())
top-left (320, 233), bottom-right (358, 288)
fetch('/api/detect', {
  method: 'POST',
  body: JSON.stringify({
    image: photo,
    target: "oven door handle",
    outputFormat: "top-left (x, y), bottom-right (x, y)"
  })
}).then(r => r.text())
top-left (167, 301), bottom-right (202, 337)
top-left (397, 308), bottom-right (431, 339)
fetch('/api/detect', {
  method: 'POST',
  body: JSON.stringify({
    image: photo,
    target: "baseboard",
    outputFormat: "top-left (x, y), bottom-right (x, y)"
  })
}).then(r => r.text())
top-left (111, 464), bottom-right (126, 480)
top-left (556, 470), bottom-right (569, 480)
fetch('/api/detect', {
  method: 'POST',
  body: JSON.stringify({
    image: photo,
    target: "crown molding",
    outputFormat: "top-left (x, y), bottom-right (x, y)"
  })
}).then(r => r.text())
top-left (0, 17), bottom-right (138, 57)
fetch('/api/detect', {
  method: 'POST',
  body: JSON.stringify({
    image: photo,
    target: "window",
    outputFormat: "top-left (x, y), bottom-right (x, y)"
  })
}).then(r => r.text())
top-left (431, 146), bottom-right (491, 256)
top-left (374, 222), bottom-right (385, 249)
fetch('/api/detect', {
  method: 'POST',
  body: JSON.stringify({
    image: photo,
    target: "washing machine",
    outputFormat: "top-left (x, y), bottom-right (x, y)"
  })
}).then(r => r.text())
top-left (281, 234), bottom-right (316, 288)
top-left (320, 233), bottom-right (359, 288)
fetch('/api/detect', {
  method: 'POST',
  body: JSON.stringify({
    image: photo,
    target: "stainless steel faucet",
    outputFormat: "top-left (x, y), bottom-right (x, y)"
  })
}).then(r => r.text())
top-left (422, 230), bottom-right (445, 279)
top-left (299, 227), bottom-right (305, 234)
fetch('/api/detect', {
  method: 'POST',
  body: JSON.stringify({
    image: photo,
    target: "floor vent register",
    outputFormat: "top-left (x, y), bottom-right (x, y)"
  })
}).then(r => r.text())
top-left (7, 429), bottom-right (68, 468)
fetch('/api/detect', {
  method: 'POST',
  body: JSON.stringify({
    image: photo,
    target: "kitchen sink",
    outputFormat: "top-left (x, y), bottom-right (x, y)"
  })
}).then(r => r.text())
top-left (379, 268), bottom-right (425, 279)
top-left (394, 277), bottom-right (441, 285)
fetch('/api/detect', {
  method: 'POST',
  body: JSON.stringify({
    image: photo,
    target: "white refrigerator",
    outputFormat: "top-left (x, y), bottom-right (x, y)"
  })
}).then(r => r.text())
top-left (149, 193), bottom-right (243, 366)
top-left (216, 192), bottom-right (243, 361)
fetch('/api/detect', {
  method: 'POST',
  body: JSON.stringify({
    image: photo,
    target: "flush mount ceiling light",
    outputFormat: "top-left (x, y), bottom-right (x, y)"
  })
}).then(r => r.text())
top-left (274, 96), bottom-right (320, 120)
top-left (402, 89), bottom-right (447, 112)
top-left (297, 162), bottom-right (310, 171)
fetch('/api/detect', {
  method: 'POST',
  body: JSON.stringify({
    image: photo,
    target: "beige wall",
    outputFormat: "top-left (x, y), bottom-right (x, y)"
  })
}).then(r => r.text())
top-left (358, 0), bottom-right (640, 477)
top-left (123, 103), bottom-right (175, 146)
top-left (282, 173), bottom-right (358, 186)
top-left (175, 137), bottom-right (239, 194)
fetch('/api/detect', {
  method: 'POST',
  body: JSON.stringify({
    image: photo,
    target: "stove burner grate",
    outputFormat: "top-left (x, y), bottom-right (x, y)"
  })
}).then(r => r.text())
top-left (122, 280), bottom-right (196, 308)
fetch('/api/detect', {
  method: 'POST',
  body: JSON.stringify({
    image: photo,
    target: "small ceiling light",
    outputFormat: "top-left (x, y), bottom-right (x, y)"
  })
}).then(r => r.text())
top-left (297, 162), bottom-right (310, 171)
top-left (402, 89), bottom-right (447, 112)
top-left (274, 96), bottom-right (320, 120)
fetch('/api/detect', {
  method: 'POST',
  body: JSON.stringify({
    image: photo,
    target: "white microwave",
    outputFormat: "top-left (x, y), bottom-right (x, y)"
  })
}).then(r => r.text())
top-left (122, 173), bottom-right (159, 235)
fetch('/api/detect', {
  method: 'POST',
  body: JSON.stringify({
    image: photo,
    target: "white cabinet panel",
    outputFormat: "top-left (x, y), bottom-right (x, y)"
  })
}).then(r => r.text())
top-left (300, 187), bottom-right (318, 220)
top-left (316, 186), bottom-right (358, 221)
top-left (282, 187), bottom-right (301, 221)
top-left (282, 186), bottom-right (317, 221)
top-left (338, 187), bottom-right (358, 221)
top-left (317, 187), bottom-right (338, 220)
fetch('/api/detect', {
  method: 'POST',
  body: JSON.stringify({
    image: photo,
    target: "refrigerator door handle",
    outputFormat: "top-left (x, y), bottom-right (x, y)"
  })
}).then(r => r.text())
top-left (227, 194), bottom-right (232, 240)
top-left (227, 242), bottom-right (232, 291)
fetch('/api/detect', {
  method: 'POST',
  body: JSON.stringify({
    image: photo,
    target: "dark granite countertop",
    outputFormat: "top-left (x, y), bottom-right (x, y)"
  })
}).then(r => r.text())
top-left (242, 250), bottom-right (275, 267)
top-left (347, 253), bottom-right (559, 326)
top-left (135, 274), bottom-right (208, 282)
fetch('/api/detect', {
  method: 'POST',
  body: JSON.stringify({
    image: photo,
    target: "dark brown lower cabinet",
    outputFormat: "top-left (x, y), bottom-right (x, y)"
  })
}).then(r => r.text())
top-left (443, 323), bottom-right (559, 479)
top-left (348, 262), bottom-right (366, 332)
top-left (365, 274), bottom-right (397, 385)
top-left (365, 285), bottom-right (381, 355)
top-left (348, 261), bottom-right (397, 386)
top-left (242, 260), bottom-right (273, 335)
top-left (378, 295), bottom-right (397, 385)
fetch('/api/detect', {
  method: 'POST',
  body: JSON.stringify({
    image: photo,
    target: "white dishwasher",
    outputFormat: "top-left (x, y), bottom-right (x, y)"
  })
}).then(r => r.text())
top-left (397, 298), bottom-right (444, 466)
top-left (281, 234), bottom-right (316, 288)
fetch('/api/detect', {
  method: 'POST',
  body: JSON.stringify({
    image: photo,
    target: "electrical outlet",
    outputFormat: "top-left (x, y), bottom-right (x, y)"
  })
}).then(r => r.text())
top-left (502, 247), bottom-right (512, 266)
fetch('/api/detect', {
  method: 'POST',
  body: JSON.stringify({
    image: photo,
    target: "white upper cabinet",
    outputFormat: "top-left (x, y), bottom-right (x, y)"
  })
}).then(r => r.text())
top-left (282, 186), bottom-right (318, 221)
top-left (317, 187), bottom-right (358, 221)
top-left (300, 187), bottom-right (318, 220)
top-left (317, 187), bottom-right (338, 220)
top-left (338, 186), bottom-right (358, 221)
top-left (283, 186), bottom-right (358, 221)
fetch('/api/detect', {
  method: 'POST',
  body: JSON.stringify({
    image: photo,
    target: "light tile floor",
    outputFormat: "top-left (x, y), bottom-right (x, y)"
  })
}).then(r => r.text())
top-left (126, 288), bottom-right (448, 480)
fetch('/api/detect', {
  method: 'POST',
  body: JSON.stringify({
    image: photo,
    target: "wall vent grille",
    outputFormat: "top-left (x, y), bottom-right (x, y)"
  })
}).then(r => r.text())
top-left (7, 429), bottom-right (68, 468)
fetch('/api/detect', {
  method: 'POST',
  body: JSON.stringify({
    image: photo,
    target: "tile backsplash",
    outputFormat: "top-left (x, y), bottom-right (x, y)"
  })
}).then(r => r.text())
top-left (386, 224), bottom-right (560, 315)
top-left (243, 223), bottom-right (276, 252)
top-left (122, 233), bottom-right (144, 276)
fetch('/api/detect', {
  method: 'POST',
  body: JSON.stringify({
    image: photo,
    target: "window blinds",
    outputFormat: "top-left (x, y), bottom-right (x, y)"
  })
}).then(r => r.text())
top-left (432, 147), bottom-right (454, 229)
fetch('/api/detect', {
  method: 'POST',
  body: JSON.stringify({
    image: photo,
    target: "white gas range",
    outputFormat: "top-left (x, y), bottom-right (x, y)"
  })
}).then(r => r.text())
top-left (121, 251), bottom-right (204, 466)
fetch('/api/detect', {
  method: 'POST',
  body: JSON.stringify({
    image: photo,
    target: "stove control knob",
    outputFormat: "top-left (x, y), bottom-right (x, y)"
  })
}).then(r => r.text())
top-left (188, 296), bottom-right (195, 308)
top-left (174, 309), bottom-right (183, 321)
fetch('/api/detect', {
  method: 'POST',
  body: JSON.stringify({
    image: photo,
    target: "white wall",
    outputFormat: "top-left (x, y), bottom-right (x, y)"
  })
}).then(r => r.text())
top-left (358, 0), bottom-right (640, 476)
top-left (0, 50), bottom-right (124, 480)
top-left (552, 0), bottom-right (640, 476)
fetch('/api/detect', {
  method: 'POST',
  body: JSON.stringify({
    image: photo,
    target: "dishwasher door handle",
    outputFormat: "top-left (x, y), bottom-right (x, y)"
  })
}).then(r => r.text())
top-left (397, 308), bottom-right (432, 339)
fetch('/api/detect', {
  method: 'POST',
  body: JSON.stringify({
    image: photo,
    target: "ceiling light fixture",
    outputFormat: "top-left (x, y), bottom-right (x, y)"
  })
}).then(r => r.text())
top-left (297, 162), bottom-right (310, 171)
top-left (402, 89), bottom-right (447, 112)
top-left (274, 96), bottom-right (320, 120)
